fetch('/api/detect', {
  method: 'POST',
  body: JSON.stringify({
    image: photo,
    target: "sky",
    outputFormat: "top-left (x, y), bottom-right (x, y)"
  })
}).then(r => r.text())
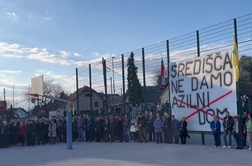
top-left (0, 0), bottom-right (252, 109)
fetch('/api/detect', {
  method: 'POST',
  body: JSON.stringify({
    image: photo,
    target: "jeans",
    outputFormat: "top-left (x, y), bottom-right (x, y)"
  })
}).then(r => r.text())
top-left (172, 130), bottom-right (179, 143)
top-left (156, 132), bottom-right (163, 144)
top-left (223, 130), bottom-right (232, 146)
top-left (78, 128), bottom-right (84, 141)
top-left (247, 131), bottom-right (252, 148)
top-left (11, 132), bottom-right (18, 145)
top-left (234, 133), bottom-right (243, 148)
top-left (123, 128), bottom-right (130, 142)
top-left (213, 132), bottom-right (221, 146)
top-left (139, 128), bottom-right (147, 142)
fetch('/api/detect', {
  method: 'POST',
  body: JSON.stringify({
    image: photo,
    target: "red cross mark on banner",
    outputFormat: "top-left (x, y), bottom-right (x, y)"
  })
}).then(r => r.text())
top-left (174, 90), bottom-right (233, 121)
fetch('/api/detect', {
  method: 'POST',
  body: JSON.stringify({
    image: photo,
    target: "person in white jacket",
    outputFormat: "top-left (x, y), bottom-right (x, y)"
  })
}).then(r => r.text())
top-left (130, 116), bottom-right (137, 141)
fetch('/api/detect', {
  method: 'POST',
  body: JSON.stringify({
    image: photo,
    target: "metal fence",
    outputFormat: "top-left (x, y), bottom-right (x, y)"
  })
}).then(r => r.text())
top-left (75, 13), bottom-right (252, 116)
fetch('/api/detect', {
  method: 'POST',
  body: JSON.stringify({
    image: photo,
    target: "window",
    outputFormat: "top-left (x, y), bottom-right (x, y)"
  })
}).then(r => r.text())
top-left (84, 94), bottom-right (93, 97)
top-left (94, 102), bottom-right (99, 107)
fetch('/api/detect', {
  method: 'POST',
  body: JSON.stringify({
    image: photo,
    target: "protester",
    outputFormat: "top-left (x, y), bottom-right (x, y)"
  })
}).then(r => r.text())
top-left (245, 113), bottom-right (252, 151)
top-left (232, 116), bottom-right (244, 149)
top-left (210, 115), bottom-right (221, 148)
top-left (171, 115), bottom-right (179, 144)
top-left (222, 111), bottom-right (234, 148)
top-left (179, 117), bottom-right (188, 145)
top-left (0, 110), bottom-right (251, 152)
top-left (153, 115), bottom-right (163, 144)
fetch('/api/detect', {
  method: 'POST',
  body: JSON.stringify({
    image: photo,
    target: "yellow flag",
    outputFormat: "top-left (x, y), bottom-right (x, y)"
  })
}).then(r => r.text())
top-left (232, 37), bottom-right (239, 81)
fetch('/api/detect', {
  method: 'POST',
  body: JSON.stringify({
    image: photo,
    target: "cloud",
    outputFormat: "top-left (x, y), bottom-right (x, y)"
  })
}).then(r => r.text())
top-left (6, 12), bottom-right (17, 19)
top-left (0, 42), bottom-right (112, 67)
top-left (74, 53), bottom-right (80, 57)
top-left (28, 15), bottom-right (32, 19)
top-left (0, 70), bottom-right (22, 74)
top-left (44, 17), bottom-right (51, 21)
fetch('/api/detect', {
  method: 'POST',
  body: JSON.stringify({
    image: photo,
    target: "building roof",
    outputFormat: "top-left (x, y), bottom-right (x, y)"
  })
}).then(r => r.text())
top-left (68, 86), bottom-right (101, 102)
top-left (144, 86), bottom-right (162, 104)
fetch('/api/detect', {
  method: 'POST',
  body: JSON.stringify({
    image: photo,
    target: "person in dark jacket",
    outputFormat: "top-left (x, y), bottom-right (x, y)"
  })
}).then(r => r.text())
top-left (171, 115), bottom-right (179, 144)
top-left (117, 117), bottom-right (123, 142)
top-left (222, 111), bottom-right (234, 148)
top-left (147, 114), bottom-right (155, 142)
top-left (242, 112), bottom-right (248, 146)
top-left (86, 116), bottom-right (94, 142)
top-left (0, 121), bottom-right (9, 148)
top-left (163, 112), bottom-right (172, 144)
top-left (25, 120), bottom-right (34, 146)
top-left (36, 119), bottom-right (46, 145)
top-left (233, 116), bottom-right (244, 149)
top-left (109, 115), bottom-right (116, 142)
top-left (10, 121), bottom-right (19, 146)
top-left (94, 117), bottom-right (103, 142)
top-left (72, 118), bottom-right (78, 142)
top-left (103, 118), bottom-right (110, 142)
top-left (137, 113), bottom-right (148, 143)
top-left (210, 115), bottom-right (221, 147)
top-left (179, 117), bottom-right (187, 144)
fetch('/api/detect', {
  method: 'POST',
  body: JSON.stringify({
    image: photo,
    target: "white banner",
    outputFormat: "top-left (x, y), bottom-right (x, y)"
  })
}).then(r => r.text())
top-left (169, 51), bottom-right (237, 131)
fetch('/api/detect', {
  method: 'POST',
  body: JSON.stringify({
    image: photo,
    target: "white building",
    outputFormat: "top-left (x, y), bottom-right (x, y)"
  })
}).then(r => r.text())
top-left (160, 87), bottom-right (169, 104)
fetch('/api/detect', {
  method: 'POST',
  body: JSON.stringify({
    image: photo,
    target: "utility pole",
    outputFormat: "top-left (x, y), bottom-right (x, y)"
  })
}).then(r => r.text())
top-left (110, 77), bottom-right (113, 106)
top-left (12, 85), bottom-right (15, 107)
top-left (3, 88), bottom-right (6, 101)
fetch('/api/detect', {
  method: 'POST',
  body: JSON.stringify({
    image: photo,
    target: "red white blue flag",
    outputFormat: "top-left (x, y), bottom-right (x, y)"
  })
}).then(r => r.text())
top-left (160, 58), bottom-right (166, 89)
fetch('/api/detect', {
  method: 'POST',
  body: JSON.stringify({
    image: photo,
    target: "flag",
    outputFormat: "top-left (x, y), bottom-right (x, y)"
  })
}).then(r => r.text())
top-left (160, 58), bottom-right (166, 89)
top-left (232, 37), bottom-right (239, 82)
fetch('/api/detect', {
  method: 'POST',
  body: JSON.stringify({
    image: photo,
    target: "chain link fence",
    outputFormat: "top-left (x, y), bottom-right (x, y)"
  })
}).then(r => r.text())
top-left (75, 13), bottom-right (252, 118)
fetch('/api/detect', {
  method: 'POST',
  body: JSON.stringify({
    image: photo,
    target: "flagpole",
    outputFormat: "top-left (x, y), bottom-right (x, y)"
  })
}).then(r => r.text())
top-left (234, 18), bottom-right (242, 118)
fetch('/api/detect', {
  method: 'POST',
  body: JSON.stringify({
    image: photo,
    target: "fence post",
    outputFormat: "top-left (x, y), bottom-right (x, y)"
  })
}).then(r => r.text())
top-left (196, 30), bottom-right (205, 145)
top-left (234, 18), bottom-right (242, 118)
top-left (166, 40), bottom-right (172, 116)
top-left (89, 64), bottom-right (93, 112)
top-left (75, 68), bottom-right (80, 116)
top-left (102, 58), bottom-right (108, 116)
top-left (121, 54), bottom-right (126, 114)
top-left (142, 48), bottom-right (147, 112)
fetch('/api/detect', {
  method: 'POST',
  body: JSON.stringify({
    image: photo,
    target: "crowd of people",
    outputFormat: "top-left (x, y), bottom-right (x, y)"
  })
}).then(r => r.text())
top-left (1, 110), bottom-right (252, 151)
top-left (0, 111), bottom-right (188, 148)
top-left (210, 111), bottom-right (252, 150)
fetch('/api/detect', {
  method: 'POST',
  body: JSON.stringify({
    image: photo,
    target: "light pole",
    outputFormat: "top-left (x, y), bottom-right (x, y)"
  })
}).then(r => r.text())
top-left (112, 56), bottom-right (116, 105)
top-left (110, 77), bottom-right (113, 106)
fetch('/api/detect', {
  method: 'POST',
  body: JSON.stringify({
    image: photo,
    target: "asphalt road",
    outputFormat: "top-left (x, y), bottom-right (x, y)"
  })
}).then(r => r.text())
top-left (0, 134), bottom-right (251, 166)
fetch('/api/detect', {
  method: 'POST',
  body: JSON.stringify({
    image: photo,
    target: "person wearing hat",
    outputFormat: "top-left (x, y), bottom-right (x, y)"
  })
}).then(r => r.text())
top-left (232, 116), bottom-right (244, 149)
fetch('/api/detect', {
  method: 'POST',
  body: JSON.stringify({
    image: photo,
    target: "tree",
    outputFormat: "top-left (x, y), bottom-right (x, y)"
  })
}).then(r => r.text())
top-left (239, 55), bottom-right (252, 82)
top-left (27, 79), bottom-right (68, 116)
top-left (153, 69), bottom-right (161, 88)
top-left (127, 52), bottom-right (142, 106)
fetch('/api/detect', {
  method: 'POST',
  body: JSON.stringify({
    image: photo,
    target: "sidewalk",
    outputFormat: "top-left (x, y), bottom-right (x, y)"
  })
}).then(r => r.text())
top-left (0, 141), bottom-right (251, 166)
